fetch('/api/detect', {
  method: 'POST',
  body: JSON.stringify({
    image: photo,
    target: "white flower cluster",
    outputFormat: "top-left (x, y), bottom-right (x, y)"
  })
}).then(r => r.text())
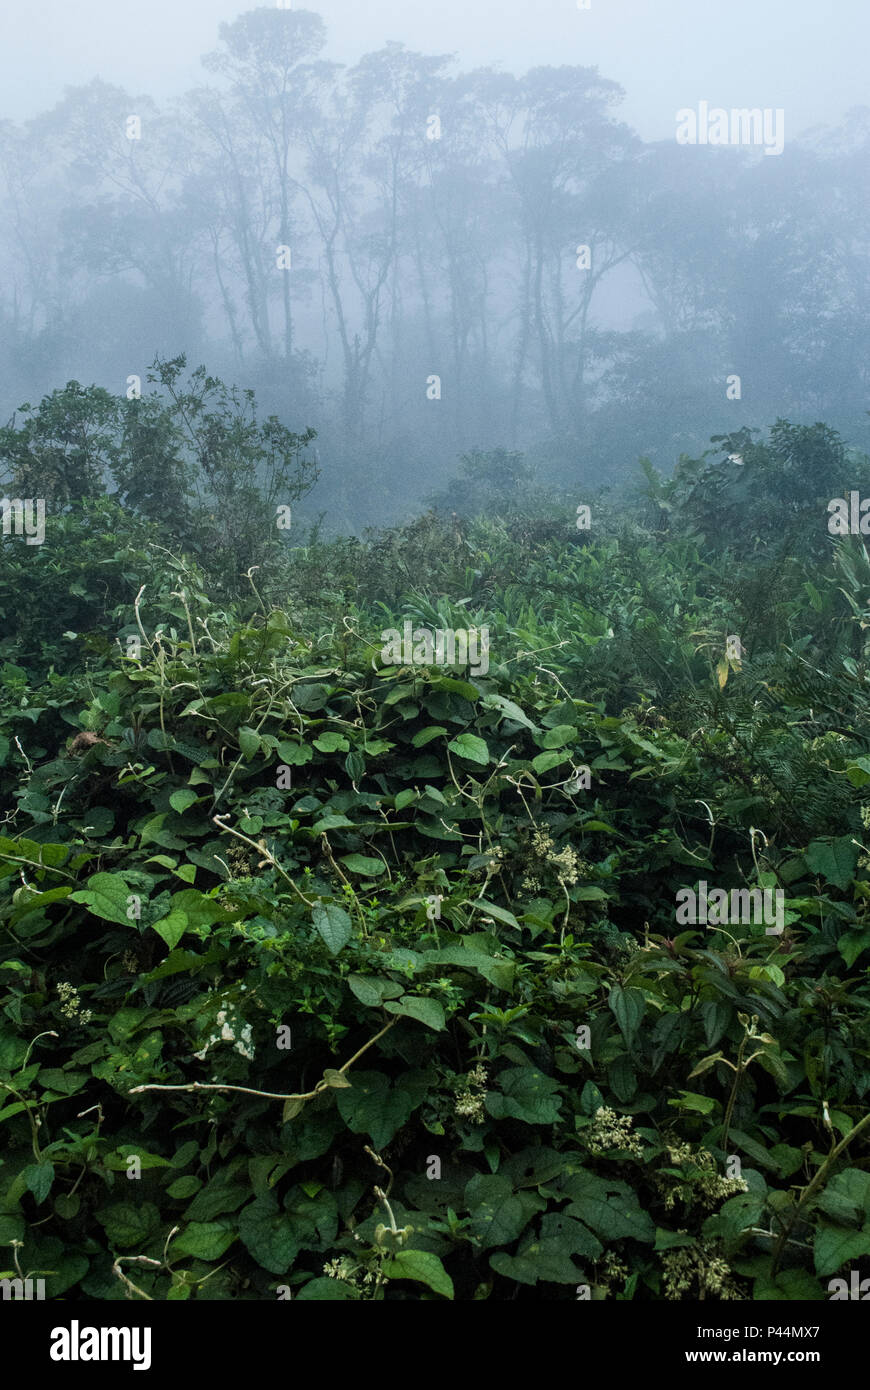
top-left (194, 998), bottom-right (255, 1061)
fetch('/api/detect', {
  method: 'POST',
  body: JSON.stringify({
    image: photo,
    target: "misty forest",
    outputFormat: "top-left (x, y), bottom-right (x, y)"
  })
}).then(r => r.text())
top-left (3, 3), bottom-right (870, 1309)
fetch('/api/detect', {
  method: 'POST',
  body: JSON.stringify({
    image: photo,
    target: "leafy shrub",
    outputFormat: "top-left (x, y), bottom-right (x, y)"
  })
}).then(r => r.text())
top-left (2, 410), bottom-right (870, 1301)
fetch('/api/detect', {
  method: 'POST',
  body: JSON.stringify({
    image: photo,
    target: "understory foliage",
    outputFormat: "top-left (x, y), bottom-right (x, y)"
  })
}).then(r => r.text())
top-left (2, 405), bottom-right (870, 1300)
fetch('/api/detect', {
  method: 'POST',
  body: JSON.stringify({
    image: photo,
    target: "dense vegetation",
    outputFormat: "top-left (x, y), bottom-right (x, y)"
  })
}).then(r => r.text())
top-left (3, 372), bottom-right (870, 1300)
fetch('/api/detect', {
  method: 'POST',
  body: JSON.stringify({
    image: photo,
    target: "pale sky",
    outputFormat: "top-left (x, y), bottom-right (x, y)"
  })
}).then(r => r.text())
top-left (2, 0), bottom-right (867, 141)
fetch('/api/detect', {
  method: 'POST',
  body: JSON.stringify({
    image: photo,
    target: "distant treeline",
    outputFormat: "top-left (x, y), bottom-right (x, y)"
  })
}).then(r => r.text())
top-left (1, 7), bottom-right (869, 526)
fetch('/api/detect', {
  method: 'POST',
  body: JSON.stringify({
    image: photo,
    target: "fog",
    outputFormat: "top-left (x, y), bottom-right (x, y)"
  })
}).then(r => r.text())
top-left (1, 1), bottom-right (869, 529)
top-left (6, 7), bottom-right (870, 1321)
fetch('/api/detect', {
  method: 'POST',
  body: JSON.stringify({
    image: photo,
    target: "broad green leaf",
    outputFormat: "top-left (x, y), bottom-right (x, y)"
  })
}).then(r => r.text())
top-left (381, 1249), bottom-right (454, 1298)
top-left (469, 899), bottom-right (520, 929)
top-left (69, 872), bottom-right (136, 926)
top-left (339, 854), bottom-right (385, 876)
top-left (171, 1222), bottom-right (236, 1261)
top-left (238, 1194), bottom-right (300, 1274)
top-left (96, 1202), bottom-right (161, 1249)
top-left (238, 726), bottom-right (261, 760)
top-left (412, 726), bottom-right (447, 748)
top-left (481, 694), bottom-right (538, 732)
top-left (151, 909), bottom-right (188, 951)
top-left (531, 750), bottom-right (570, 774)
top-left (166, 1176), bottom-right (201, 1200)
top-left (314, 731), bottom-right (350, 753)
top-left (295, 1277), bottom-right (359, 1300)
top-left (814, 1222), bottom-right (870, 1277)
top-left (608, 984), bottom-right (646, 1049)
top-left (347, 974), bottom-right (404, 1007)
top-left (486, 1067), bottom-right (562, 1125)
top-left (465, 1174), bottom-right (543, 1249)
top-left (24, 1162), bottom-right (54, 1204)
top-left (805, 836), bottom-right (860, 889)
top-left (447, 733), bottom-right (490, 765)
top-left (384, 996), bottom-right (446, 1031)
top-left (312, 902), bottom-right (352, 954)
top-left (817, 1169), bottom-right (870, 1226)
top-left (846, 756), bottom-right (870, 788)
top-left (276, 740), bottom-right (313, 766)
top-left (539, 724), bottom-right (577, 749)
top-left (561, 1172), bottom-right (655, 1244)
top-left (336, 1070), bottom-right (428, 1149)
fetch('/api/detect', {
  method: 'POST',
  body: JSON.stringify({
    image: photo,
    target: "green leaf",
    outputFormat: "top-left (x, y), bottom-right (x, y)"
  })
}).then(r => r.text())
top-left (574, 885), bottom-right (608, 902)
top-left (465, 1174), bottom-right (542, 1249)
top-left (805, 836), bottom-right (860, 890)
top-left (69, 872), bottom-right (135, 926)
top-left (169, 789), bottom-right (199, 815)
top-left (481, 694), bottom-right (538, 732)
top-left (447, 733), bottom-right (490, 765)
top-left (321, 1068), bottom-right (352, 1089)
top-left (336, 1070), bottom-right (428, 1149)
top-left (838, 928), bottom-right (870, 968)
top-left (166, 1176), bottom-right (201, 1200)
top-left (238, 726), bottom-right (261, 760)
top-left (412, 725), bottom-right (447, 747)
top-left (43, 1252), bottom-right (90, 1300)
top-left (311, 814), bottom-right (355, 832)
top-left (846, 757), bottom-right (870, 788)
top-left (151, 909), bottom-right (188, 951)
top-left (531, 750), bottom-right (569, 774)
top-left (184, 1183), bottom-right (250, 1223)
top-left (347, 974), bottom-right (382, 1007)
top-left (490, 1225), bottom-right (590, 1285)
top-left (295, 1277), bottom-right (359, 1300)
top-left (339, 854), bottom-right (385, 877)
top-left (561, 1172), bottom-right (655, 1244)
top-left (817, 1169), bottom-right (870, 1226)
top-left (608, 984), bottom-right (646, 1049)
top-left (312, 902), bottom-right (352, 954)
top-left (486, 1067), bottom-right (562, 1125)
top-left (384, 996), bottom-right (446, 1031)
top-left (314, 731), bottom-right (350, 753)
top-left (430, 676), bottom-right (480, 701)
top-left (347, 974), bottom-right (405, 1007)
top-left (344, 749), bottom-right (365, 783)
top-left (654, 1228), bottom-right (697, 1251)
top-left (276, 740), bottom-right (313, 766)
top-left (687, 1051), bottom-right (724, 1079)
top-left (171, 1222), bottom-right (236, 1261)
top-left (668, 1090), bottom-right (717, 1115)
top-left (96, 1202), bottom-right (161, 1249)
top-left (814, 1222), bottom-right (870, 1278)
top-left (238, 1194), bottom-right (300, 1275)
top-left (539, 724), bottom-right (578, 749)
top-left (24, 1162), bottom-right (54, 1204)
top-left (469, 899), bottom-right (521, 929)
top-left (37, 1069), bottom-right (87, 1096)
top-left (381, 1249), bottom-right (454, 1298)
